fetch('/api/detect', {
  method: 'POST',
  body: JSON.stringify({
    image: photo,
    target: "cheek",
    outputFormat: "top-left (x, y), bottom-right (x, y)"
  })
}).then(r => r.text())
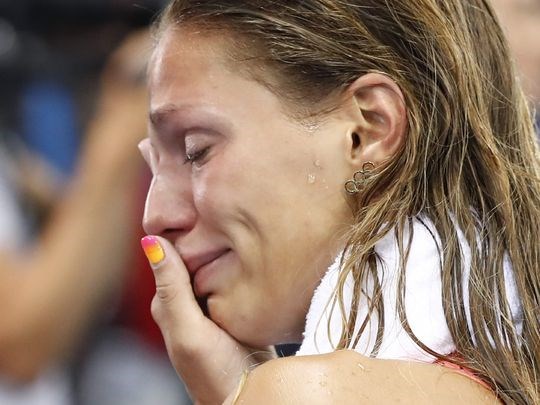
top-left (191, 155), bottom-right (247, 217)
top-left (191, 135), bottom-right (279, 218)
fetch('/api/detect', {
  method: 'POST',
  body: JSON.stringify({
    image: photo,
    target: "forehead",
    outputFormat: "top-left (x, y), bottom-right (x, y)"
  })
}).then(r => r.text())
top-left (146, 26), bottom-right (297, 137)
top-left (149, 27), bottom-right (233, 101)
top-left (148, 28), bottom-right (241, 128)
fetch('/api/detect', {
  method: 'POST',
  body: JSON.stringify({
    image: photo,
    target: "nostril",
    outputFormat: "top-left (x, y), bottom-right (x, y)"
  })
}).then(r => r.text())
top-left (160, 229), bottom-right (188, 247)
top-left (162, 228), bottom-right (183, 238)
top-left (142, 208), bottom-right (196, 238)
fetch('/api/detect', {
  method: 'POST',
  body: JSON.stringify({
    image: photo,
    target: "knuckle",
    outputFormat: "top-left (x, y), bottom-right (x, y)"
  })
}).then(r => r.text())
top-left (150, 296), bottom-right (163, 324)
top-left (154, 282), bottom-right (179, 304)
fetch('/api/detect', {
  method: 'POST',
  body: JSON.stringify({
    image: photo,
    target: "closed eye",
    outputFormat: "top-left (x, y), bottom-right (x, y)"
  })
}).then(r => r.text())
top-left (184, 146), bottom-right (210, 165)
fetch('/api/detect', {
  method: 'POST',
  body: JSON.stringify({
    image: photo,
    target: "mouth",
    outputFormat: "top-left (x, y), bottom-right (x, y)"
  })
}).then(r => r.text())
top-left (184, 248), bottom-right (231, 298)
top-left (183, 248), bottom-right (230, 275)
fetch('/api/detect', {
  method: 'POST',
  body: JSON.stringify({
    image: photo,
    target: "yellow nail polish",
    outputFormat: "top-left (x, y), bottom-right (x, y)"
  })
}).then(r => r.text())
top-left (141, 236), bottom-right (165, 265)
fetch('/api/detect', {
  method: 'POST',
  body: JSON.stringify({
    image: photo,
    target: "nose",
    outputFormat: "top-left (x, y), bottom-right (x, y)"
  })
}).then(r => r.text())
top-left (143, 171), bottom-right (197, 237)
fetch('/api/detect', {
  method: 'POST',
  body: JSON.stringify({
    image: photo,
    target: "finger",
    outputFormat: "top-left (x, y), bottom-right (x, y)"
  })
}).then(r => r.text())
top-left (140, 235), bottom-right (204, 335)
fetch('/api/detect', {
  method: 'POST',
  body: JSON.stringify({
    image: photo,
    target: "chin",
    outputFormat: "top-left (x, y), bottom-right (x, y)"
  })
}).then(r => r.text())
top-left (207, 295), bottom-right (303, 347)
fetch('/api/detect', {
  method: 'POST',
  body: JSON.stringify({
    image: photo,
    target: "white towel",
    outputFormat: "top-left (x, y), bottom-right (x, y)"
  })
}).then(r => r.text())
top-left (297, 217), bottom-right (522, 361)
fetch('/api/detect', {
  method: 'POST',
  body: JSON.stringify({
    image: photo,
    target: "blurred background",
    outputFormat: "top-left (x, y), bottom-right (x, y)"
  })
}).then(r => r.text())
top-left (0, 0), bottom-right (193, 404)
top-left (491, 0), bottom-right (540, 130)
top-left (0, 1), bottom-right (537, 405)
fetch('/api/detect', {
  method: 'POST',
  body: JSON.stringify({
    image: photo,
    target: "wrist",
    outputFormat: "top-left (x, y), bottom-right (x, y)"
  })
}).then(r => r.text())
top-left (229, 371), bottom-right (249, 405)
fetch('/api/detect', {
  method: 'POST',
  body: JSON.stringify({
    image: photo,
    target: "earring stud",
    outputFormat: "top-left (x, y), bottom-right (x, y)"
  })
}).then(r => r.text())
top-left (344, 161), bottom-right (375, 194)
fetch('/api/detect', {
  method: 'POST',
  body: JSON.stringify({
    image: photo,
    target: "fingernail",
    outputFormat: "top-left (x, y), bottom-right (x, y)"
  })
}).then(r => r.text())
top-left (141, 236), bottom-right (165, 266)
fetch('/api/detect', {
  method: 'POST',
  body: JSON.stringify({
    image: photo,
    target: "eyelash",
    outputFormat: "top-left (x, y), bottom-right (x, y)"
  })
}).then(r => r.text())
top-left (184, 146), bottom-right (210, 165)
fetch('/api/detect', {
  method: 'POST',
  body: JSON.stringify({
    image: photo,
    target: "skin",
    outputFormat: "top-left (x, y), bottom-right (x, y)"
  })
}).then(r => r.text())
top-left (142, 27), bottom-right (494, 404)
top-left (227, 351), bottom-right (499, 404)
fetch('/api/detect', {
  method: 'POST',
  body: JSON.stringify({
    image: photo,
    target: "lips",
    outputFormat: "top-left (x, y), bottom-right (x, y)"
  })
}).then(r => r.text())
top-left (182, 248), bottom-right (230, 276)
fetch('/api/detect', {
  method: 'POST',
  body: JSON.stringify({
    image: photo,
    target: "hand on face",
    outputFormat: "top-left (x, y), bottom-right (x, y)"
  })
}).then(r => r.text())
top-left (140, 235), bottom-right (275, 404)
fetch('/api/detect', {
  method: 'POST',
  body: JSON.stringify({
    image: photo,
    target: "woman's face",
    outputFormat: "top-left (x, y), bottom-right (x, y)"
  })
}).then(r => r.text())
top-left (142, 27), bottom-right (354, 346)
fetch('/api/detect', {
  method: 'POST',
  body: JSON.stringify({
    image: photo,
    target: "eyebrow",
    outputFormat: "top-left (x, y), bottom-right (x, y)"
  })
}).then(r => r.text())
top-left (148, 103), bottom-right (232, 135)
top-left (149, 104), bottom-right (180, 128)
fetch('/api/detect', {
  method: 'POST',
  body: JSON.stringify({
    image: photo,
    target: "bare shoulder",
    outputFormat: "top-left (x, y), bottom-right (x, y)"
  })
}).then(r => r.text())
top-left (233, 350), bottom-right (499, 404)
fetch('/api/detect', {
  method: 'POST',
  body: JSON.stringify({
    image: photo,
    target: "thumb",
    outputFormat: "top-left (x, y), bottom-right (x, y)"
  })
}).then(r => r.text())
top-left (140, 235), bottom-right (204, 338)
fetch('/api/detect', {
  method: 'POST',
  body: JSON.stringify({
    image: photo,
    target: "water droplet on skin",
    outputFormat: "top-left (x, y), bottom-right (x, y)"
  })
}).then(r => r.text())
top-left (305, 122), bottom-right (320, 135)
top-left (318, 372), bottom-right (327, 377)
top-left (314, 159), bottom-right (322, 169)
top-left (308, 173), bottom-right (316, 184)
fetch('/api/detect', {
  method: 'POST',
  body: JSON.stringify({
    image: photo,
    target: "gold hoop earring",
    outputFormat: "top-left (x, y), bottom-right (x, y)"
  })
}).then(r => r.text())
top-left (344, 161), bottom-right (375, 195)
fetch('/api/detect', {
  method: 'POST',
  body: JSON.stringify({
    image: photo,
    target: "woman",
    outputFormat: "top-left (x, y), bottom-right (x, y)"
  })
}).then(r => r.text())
top-left (139, 0), bottom-right (540, 403)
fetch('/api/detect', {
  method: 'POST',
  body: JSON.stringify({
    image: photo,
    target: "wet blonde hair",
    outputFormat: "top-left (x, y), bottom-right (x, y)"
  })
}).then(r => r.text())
top-left (157, 1), bottom-right (540, 403)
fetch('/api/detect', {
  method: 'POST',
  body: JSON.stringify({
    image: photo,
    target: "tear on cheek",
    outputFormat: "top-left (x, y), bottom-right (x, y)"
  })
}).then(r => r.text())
top-left (192, 180), bottom-right (213, 207)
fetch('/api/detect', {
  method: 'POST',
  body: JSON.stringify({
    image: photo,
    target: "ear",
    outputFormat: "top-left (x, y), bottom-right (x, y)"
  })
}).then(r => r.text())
top-left (342, 73), bottom-right (407, 169)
